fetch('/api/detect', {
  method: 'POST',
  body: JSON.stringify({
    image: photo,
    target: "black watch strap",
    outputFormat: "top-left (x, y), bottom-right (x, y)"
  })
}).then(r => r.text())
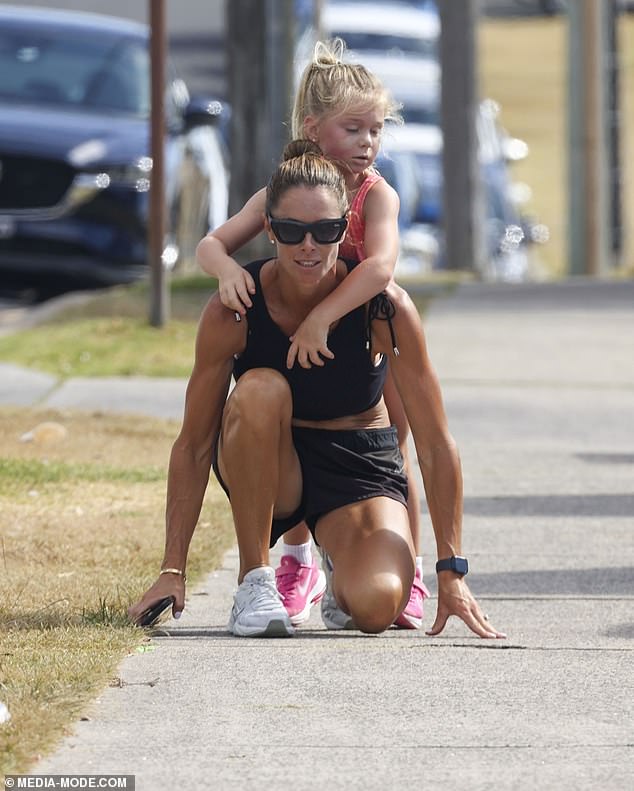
top-left (436, 556), bottom-right (469, 576)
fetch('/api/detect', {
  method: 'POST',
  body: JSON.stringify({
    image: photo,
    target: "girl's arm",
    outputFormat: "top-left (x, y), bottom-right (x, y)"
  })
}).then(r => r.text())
top-left (196, 188), bottom-right (267, 316)
top-left (287, 179), bottom-right (400, 368)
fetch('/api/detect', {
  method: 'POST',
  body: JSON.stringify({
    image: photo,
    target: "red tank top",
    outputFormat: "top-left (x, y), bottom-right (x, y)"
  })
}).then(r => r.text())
top-left (338, 171), bottom-right (384, 262)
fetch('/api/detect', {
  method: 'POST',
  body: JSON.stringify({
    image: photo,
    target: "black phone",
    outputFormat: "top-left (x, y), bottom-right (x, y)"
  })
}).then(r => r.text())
top-left (137, 596), bottom-right (175, 627)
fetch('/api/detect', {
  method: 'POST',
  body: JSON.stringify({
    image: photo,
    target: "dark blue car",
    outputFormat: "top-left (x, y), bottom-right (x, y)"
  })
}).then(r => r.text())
top-left (0, 6), bottom-right (228, 292)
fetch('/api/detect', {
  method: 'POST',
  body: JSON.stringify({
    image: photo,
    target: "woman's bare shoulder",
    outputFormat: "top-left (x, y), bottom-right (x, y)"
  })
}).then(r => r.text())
top-left (197, 291), bottom-right (247, 356)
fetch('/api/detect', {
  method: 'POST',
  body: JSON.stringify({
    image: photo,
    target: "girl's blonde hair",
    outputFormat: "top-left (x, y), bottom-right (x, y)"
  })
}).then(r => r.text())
top-left (291, 38), bottom-right (401, 138)
top-left (266, 140), bottom-right (348, 216)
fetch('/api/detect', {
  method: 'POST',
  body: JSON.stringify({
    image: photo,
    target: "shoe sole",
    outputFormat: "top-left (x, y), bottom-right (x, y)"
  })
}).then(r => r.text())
top-left (230, 618), bottom-right (295, 638)
top-left (317, 548), bottom-right (357, 630)
top-left (321, 610), bottom-right (356, 630)
top-left (288, 572), bottom-right (327, 626)
top-left (393, 615), bottom-right (423, 630)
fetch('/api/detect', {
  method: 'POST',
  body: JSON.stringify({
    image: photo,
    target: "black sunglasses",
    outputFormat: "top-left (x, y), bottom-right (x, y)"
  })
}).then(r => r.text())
top-left (267, 215), bottom-right (348, 245)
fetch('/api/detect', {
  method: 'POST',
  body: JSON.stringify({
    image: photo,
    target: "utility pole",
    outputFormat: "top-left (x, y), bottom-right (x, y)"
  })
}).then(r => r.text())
top-left (605, 0), bottom-right (623, 266)
top-left (227, 0), bottom-right (294, 261)
top-left (438, 0), bottom-right (485, 274)
top-left (148, 0), bottom-right (168, 326)
top-left (313, 0), bottom-right (324, 40)
top-left (568, 0), bottom-right (610, 276)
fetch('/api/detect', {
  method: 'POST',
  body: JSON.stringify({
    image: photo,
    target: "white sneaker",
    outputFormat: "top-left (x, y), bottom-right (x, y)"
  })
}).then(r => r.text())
top-left (318, 547), bottom-right (356, 630)
top-left (228, 566), bottom-right (295, 637)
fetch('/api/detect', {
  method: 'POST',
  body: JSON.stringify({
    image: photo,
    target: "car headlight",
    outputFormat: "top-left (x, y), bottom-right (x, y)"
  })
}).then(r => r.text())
top-left (93, 157), bottom-right (153, 191)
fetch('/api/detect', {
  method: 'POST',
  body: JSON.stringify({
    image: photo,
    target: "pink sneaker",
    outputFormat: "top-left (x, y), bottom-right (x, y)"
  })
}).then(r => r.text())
top-left (275, 555), bottom-right (326, 626)
top-left (394, 567), bottom-right (430, 630)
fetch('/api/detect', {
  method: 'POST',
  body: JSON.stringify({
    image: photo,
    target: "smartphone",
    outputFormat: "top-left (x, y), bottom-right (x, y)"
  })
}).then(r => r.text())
top-left (137, 596), bottom-right (175, 627)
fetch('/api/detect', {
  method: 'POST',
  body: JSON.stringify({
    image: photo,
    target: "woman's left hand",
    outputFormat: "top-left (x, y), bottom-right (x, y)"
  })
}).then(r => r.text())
top-left (287, 315), bottom-right (334, 369)
top-left (426, 574), bottom-right (506, 639)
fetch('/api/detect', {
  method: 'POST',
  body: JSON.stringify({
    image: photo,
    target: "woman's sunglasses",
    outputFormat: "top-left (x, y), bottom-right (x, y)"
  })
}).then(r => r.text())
top-left (267, 215), bottom-right (348, 245)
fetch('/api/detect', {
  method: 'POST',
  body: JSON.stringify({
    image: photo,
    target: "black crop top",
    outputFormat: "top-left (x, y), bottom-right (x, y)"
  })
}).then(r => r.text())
top-left (233, 258), bottom-right (387, 421)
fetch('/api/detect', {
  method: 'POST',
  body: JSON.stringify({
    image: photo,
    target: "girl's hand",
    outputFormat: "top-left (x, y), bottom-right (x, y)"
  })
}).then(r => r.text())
top-left (426, 574), bottom-right (507, 639)
top-left (287, 314), bottom-right (335, 369)
top-left (218, 264), bottom-right (256, 316)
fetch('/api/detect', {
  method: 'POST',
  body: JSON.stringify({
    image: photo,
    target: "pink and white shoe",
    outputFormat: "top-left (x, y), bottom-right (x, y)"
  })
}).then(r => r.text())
top-left (394, 566), bottom-right (430, 630)
top-left (275, 555), bottom-right (326, 626)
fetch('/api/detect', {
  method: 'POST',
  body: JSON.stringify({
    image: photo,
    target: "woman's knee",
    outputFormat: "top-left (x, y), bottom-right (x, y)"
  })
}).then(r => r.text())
top-left (338, 569), bottom-right (411, 634)
top-left (224, 368), bottom-right (292, 430)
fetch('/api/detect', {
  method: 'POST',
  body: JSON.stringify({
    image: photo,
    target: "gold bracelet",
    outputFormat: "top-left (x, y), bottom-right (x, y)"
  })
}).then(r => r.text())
top-left (160, 567), bottom-right (186, 582)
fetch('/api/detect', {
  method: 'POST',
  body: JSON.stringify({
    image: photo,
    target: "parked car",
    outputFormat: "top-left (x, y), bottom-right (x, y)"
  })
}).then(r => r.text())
top-left (0, 6), bottom-right (228, 293)
top-left (296, 1), bottom-right (440, 79)
top-left (378, 101), bottom-right (544, 281)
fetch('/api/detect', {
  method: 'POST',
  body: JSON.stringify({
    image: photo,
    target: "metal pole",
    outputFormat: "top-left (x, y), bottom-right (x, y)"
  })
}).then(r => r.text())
top-left (313, 0), bottom-right (324, 40)
top-left (266, 0), bottom-right (295, 167)
top-left (439, 0), bottom-right (485, 274)
top-left (605, 0), bottom-right (623, 266)
top-left (567, 0), bottom-right (609, 276)
top-left (227, 0), bottom-right (294, 261)
top-left (149, 0), bottom-right (169, 326)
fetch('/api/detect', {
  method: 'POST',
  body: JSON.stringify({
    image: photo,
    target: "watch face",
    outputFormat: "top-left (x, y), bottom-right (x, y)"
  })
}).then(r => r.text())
top-left (452, 556), bottom-right (469, 575)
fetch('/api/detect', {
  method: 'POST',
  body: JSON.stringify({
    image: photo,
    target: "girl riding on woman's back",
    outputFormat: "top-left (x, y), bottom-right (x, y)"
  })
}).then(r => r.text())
top-left (196, 38), bottom-right (429, 630)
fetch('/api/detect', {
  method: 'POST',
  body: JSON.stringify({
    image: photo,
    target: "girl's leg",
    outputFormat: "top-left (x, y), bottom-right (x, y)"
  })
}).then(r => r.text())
top-left (281, 523), bottom-right (312, 547)
top-left (275, 519), bottom-right (326, 625)
top-left (383, 368), bottom-right (421, 553)
top-left (316, 497), bottom-right (415, 634)
top-left (380, 282), bottom-right (431, 628)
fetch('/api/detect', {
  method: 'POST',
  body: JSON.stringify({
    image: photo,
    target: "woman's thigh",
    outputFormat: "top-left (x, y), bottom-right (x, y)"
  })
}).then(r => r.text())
top-left (316, 496), bottom-right (415, 587)
top-left (216, 370), bottom-right (303, 519)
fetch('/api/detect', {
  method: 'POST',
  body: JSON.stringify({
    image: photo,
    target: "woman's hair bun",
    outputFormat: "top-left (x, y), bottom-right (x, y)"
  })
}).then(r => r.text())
top-left (282, 139), bottom-right (323, 161)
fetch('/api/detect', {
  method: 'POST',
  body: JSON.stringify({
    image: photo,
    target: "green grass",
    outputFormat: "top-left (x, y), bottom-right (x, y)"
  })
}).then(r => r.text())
top-left (0, 316), bottom-right (198, 378)
top-left (0, 274), bottom-right (216, 378)
top-left (0, 457), bottom-right (164, 489)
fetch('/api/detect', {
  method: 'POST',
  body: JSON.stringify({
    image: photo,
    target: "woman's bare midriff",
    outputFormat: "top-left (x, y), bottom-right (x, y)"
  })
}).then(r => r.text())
top-left (292, 399), bottom-right (391, 431)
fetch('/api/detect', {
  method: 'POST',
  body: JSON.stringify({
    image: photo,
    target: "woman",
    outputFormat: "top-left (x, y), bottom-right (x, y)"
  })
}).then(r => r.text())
top-left (129, 143), bottom-right (504, 640)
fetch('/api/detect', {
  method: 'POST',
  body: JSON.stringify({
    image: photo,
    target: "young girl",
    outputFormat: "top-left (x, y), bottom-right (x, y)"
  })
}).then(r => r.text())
top-left (196, 39), bottom-right (428, 630)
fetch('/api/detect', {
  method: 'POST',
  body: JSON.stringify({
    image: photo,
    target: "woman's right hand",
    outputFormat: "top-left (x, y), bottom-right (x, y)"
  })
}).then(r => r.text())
top-left (218, 263), bottom-right (256, 316)
top-left (128, 574), bottom-right (186, 626)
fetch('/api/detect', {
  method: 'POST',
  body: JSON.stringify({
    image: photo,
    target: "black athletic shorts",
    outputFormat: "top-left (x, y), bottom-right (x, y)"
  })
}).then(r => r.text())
top-left (212, 425), bottom-right (408, 547)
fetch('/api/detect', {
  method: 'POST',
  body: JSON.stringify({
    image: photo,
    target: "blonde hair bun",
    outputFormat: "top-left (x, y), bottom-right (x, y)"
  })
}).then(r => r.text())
top-left (291, 38), bottom-right (401, 139)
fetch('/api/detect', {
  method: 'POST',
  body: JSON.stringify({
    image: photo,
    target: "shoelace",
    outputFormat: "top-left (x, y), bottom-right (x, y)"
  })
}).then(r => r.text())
top-left (244, 575), bottom-right (281, 609)
top-left (276, 571), bottom-right (300, 597)
top-left (277, 562), bottom-right (316, 598)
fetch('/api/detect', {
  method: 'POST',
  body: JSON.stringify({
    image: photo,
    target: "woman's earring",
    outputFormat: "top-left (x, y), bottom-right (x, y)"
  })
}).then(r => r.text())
top-left (270, 238), bottom-right (275, 245)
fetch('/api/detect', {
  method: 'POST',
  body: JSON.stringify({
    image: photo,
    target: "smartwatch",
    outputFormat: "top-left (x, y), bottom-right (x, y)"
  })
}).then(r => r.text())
top-left (436, 556), bottom-right (469, 576)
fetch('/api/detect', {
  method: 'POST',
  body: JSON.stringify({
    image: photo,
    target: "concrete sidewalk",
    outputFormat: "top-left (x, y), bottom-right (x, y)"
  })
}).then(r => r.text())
top-left (2, 278), bottom-right (634, 790)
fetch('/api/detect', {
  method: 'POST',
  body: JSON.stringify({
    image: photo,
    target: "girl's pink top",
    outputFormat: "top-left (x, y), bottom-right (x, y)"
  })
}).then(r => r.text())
top-left (338, 171), bottom-right (384, 262)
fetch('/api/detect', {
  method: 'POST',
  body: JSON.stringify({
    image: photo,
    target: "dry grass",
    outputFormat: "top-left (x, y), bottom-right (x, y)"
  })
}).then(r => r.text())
top-left (0, 407), bottom-right (235, 775)
top-left (479, 14), bottom-right (634, 277)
